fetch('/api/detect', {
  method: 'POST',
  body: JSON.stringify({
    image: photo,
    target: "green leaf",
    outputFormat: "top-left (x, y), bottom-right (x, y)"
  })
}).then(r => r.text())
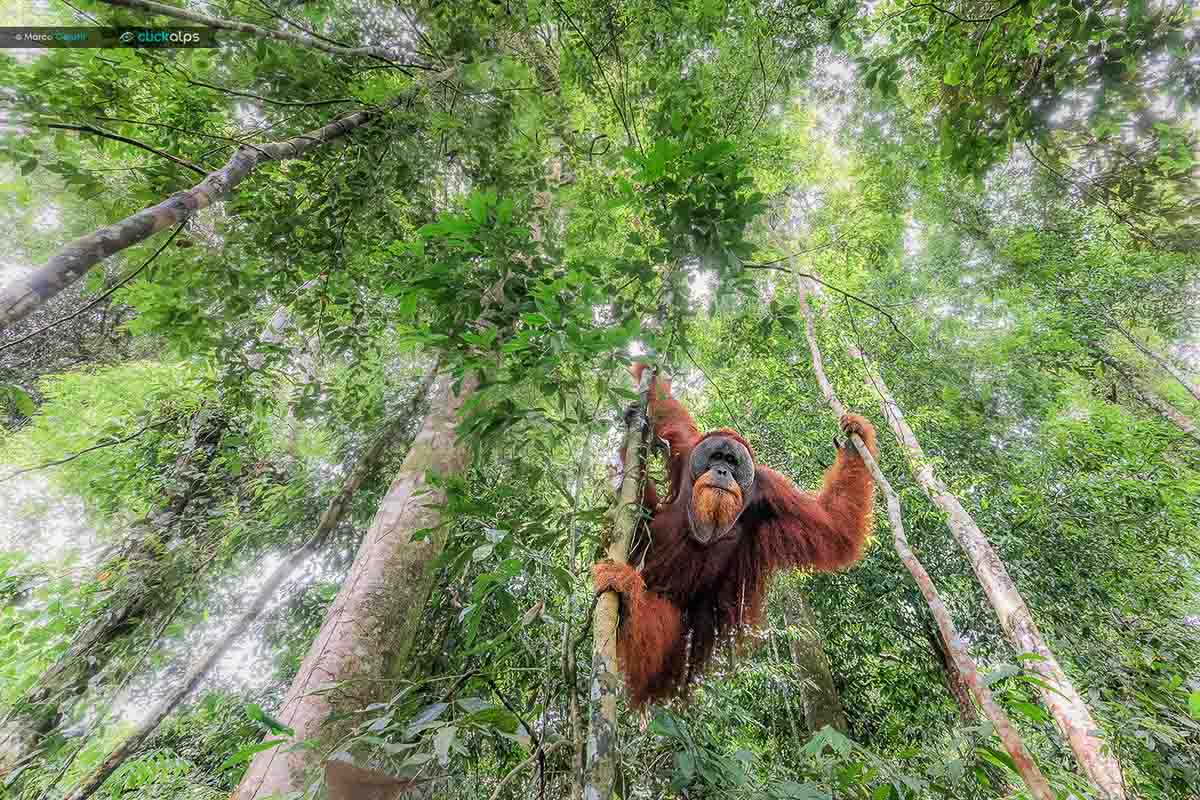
top-left (775, 781), bottom-right (827, 799)
top-left (4, 385), bottom-right (35, 417)
top-left (675, 750), bottom-right (695, 780)
top-left (943, 61), bottom-right (963, 87)
top-left (1010, 700), bottom-right (1048, 722)
top-left (977, 746), bottom-right (1018, 774)
top-left (244, 703), bottom-right (294, 736)
top-left (434, 725), bottom-right (456, 766)
top-left (649, 712), bottom-right (682, 739)
top-left (411, 702), bottom-right (449, 726)
top-left (468, 706), bottom-right (519, 733)
top-left (219, 738), bottom-right (286, 770)
top-left (980, 664), bottom-right (1018, 686)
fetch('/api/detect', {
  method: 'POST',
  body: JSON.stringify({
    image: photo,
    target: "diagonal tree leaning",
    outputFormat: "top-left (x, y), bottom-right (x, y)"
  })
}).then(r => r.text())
top-left (0, 68), bottom-right (451, 332)
top-left (795, 260), bottom-right (1124, 797)
top-left (797, 280), bottom-right (1055, 800)
top-left (856, 348), bottom-right (1126, 798)
top-left (57, 368), bottom-right (438, 800)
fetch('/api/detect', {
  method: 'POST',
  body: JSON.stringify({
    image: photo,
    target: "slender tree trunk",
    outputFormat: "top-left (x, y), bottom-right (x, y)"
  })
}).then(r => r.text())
top-left (583, 367), bottom-right (654, 800)
top-left (59, 369), bottom-right (436, 800)
top-left (0, 293), bottom-right (321, 777)
top-left (232, 370), bottom-right (477, 800)
top-left (561, 426), bottom-right (597, 800)
top-left (1094, 348), bottom-right (1200, 444)
top-left (0, 411), bottom-right (224, 776)
top-left (797, 284), bottom-right (1055, 800)
top-left (769, 634), bottom-right (805, 747)
top-left (860, 353), bottom-right (1125, 799)
top-left (1107, 317), bottom-right (1200, 404)
top-left (782, 593), bottom-right (848, 734)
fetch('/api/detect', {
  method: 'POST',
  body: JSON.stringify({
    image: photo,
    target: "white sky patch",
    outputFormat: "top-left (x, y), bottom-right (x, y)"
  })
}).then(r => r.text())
top-left (32, 204), bottom-right (60, 232)
top-left (0, 475), bottom-right (99, 567)
top-left (689, 268), bottom-right (715, 306)
top-left (902, 216), bottom-right (921, 259)
top-left (0, 258), bottom-right (32, 281)
top-left (109, 544), bottom-right (350, 728)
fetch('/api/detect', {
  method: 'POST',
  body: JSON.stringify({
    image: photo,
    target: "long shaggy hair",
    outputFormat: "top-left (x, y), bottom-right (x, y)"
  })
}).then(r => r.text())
top-left (610, 366), bottom-right (875, 706)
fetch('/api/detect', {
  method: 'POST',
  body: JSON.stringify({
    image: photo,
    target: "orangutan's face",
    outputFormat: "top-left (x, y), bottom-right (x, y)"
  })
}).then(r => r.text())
top-left (687, 435), bottom-right (754, 544)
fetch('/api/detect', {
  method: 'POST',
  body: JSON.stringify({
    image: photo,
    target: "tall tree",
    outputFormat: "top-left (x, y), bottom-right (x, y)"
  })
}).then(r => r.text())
top-left (782, 590), bottom-right (848, 735)
top-left (799, 281), bottom-right (1055, 800)
top-left (860, 357), bottom-right (1125, 799)
top-left (233, 370), bottom-right (476, 799)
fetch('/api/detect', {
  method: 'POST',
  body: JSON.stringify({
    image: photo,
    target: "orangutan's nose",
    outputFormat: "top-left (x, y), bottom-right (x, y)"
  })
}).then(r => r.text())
top-left (715, 466), bottom-right (730, 479)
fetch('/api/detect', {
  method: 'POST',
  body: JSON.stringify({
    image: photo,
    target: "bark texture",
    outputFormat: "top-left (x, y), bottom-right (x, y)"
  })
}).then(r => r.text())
top-left (232, 371), bottom-right (476, 800)
top-left (59, 369), bottom-right (435, 800)
top-left (583, 368), bottom-right (654, 800)
top-left (862, 358), bottom-right (1124, 799)
top-left (798, 282), bottom-right (1055, 800)
top-left (783, 593), bottom-right (848, 734)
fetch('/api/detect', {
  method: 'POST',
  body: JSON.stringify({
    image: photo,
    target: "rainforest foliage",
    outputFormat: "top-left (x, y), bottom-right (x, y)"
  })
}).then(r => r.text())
top-left (0, 1), bottom-right (1198, 799)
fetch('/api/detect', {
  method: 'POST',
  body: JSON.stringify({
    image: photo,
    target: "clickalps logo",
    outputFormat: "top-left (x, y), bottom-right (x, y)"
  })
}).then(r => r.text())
top-left (0, 26), bottom-right (216, 48)
top-left (121, 29), bottom-right (202, 45)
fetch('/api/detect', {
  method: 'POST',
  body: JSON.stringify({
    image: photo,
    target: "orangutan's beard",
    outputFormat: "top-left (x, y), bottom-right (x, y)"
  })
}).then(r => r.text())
top-left (689, 474), bottom-right (743, 543)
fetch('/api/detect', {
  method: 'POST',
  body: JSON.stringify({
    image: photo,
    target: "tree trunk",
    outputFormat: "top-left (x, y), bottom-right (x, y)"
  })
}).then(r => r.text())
top-left (861, 355), bottom-right (1125, 799)
top-left (583, 367), bottom-right (654, 800)
top-left (782, 593), bottom-right (848, 734)
top-left (58, 369), bottom-right (436, 800)
top-left (232, 370), bottom-right (477, 800)
top-left (0, 411), bottom-right (224, 776)
top-left (1128, 381), bottom-right (1200, 444)
top-left (797, 283), bottom-right (1055, 800)
top-left (1107, 316), bottom-right (1200, 405)
top-left (1094, 348), bottom-right (1200, 444)
top-left (1, 292), bottom-right (321, 777)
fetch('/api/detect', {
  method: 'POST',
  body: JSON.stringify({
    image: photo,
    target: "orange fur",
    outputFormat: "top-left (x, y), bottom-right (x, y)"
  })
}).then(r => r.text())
top-left (604, 364), bottom-right (876, 706)
top-left (593, 561), bottom-right (685, 707)
top-left (691, 473), bottom-right (743, 532)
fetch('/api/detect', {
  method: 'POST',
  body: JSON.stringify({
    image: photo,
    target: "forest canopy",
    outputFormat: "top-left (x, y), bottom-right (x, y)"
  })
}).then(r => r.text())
top-left (0, 1), bottom-right (1198, 799)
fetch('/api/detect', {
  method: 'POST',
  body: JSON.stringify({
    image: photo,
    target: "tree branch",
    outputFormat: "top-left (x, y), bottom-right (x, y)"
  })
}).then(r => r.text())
top-left (741, 258), bottom-right (915, 346)
top-left (488, 741), bottom-right (566, 800)
top-left (46, 123), bottom-right (207, 175)
top-left (0, 69), bottom-right (451, 331)
top-left (179, 74), bottom-right (357, 108)
top-left (0, 223), bottom-right (183, 354)
top-left (0, 419), bottom-right (173, 483)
